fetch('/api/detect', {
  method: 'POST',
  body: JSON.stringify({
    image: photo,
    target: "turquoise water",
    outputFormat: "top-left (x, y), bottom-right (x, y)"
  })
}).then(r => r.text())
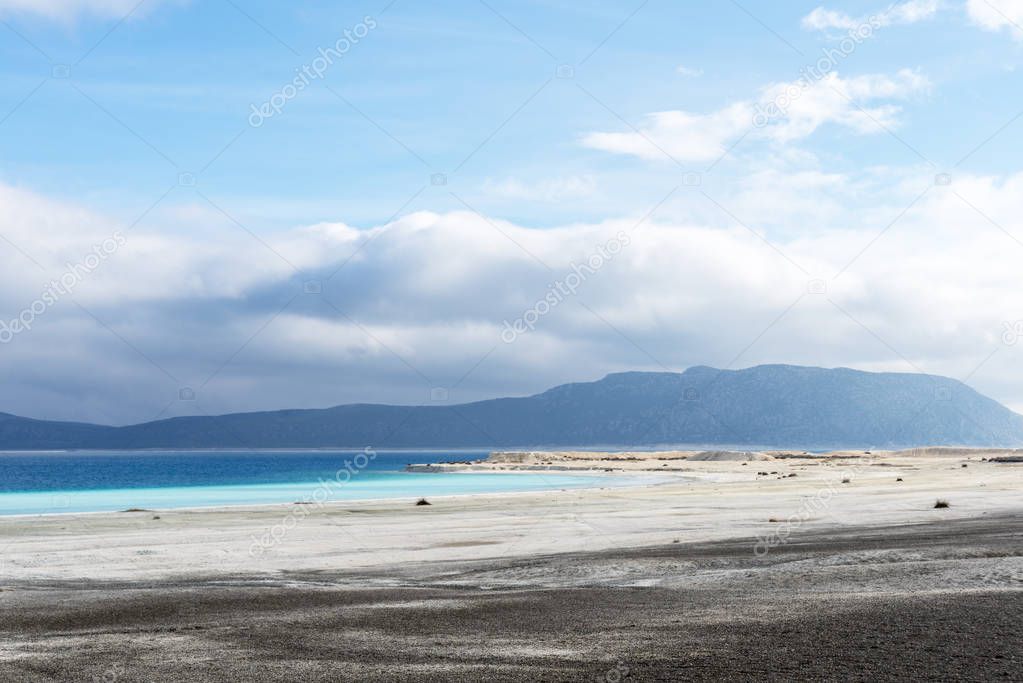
top-left (0, 450), bottom-right (631, 515)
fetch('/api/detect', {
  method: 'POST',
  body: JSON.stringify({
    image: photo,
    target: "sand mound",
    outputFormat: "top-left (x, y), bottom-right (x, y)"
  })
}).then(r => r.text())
top-left (686, 450), bottom-right (772, 462)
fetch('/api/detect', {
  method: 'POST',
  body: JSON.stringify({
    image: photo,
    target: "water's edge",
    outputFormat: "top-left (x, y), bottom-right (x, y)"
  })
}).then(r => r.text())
top-left (0, 449), bottom-right (667, 515)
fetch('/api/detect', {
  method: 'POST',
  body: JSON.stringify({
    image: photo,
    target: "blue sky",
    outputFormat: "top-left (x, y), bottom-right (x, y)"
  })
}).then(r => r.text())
top-left (3, 0), bottom-right (1019, 225)
top-left (1, 0), bottom-right (1023, 425)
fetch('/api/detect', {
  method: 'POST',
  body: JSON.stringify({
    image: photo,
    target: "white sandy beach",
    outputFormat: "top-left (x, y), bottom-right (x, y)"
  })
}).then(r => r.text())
top-left (2, 449), bottom-right (1021, 583)
top-left (1, 448), bottom-right (1022, 681)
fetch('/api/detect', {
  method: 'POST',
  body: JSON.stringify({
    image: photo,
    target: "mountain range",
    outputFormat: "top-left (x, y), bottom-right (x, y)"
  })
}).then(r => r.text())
top-left (2, 364), bottom-right (1022, 450)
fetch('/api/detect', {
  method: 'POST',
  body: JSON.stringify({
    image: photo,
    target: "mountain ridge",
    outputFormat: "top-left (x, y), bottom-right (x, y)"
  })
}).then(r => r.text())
top-left (1, 364), bottom-right (1021, 450)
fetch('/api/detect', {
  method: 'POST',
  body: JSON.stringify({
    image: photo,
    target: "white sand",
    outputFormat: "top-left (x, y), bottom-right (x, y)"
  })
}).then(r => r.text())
top-left (1, 450), bottom-right (1020, 582)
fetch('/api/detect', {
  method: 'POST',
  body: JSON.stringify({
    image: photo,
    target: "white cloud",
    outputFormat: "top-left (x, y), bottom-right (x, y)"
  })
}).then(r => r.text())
top-left (896, 0), bottom-right (942, 22)
top-left (581, 70), bottom-right (929, 162)
top-left (807, 0), bottom-right (1022, 40)
top-left (763, 69), bottom-right (929, 140)
top-left (0, 0), bottom-right (173, 21)
top-left (676, 65), bottom-right (704, 77)
top-left (967, 0), bottom-right (1023, 38)
top-left (802, 7), bottom-right (862, 31)
top-left (2, 168), bottom-right (1023, 424)
top-left (581, 103), bottom-right (750, 163)
top-left (802, 0), bottom-right (939, 32)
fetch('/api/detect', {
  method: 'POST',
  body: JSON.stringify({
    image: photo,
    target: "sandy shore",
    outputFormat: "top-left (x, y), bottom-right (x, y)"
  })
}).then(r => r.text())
top-left (1, 448), bottom-right (1020, 582)
top-left (1, 448), bottom-right (1021, 680)
top-left (406, 445), bottom-right (1023, 472)
top-left (0, 515), bottom-right (1020, 681)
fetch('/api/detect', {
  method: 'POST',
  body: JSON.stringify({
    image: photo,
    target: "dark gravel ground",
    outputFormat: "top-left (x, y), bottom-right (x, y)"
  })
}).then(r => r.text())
top-left (1, 514), bottom-right (1020, 682)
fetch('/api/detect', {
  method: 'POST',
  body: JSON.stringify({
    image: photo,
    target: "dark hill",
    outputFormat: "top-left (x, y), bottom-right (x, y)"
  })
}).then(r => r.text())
top-left (1, 364), bottom-right (1021, 449)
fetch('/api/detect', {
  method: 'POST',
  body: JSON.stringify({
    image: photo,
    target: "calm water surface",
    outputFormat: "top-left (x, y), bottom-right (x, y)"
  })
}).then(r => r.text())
top-left (0, 450), bottom-right (638, 515)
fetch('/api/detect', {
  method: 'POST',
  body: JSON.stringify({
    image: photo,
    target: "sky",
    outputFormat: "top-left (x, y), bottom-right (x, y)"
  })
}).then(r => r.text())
top-left (1, 0), bottom-right (1022, 425)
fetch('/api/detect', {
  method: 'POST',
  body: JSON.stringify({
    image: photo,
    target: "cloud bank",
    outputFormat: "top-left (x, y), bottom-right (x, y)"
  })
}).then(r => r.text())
top-left (2, 163), bottom-right (1023, 424)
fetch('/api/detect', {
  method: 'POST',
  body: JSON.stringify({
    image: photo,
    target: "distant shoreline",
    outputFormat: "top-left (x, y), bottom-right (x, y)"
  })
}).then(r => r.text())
top-left (406, 446), bottom-right (1023, 473)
